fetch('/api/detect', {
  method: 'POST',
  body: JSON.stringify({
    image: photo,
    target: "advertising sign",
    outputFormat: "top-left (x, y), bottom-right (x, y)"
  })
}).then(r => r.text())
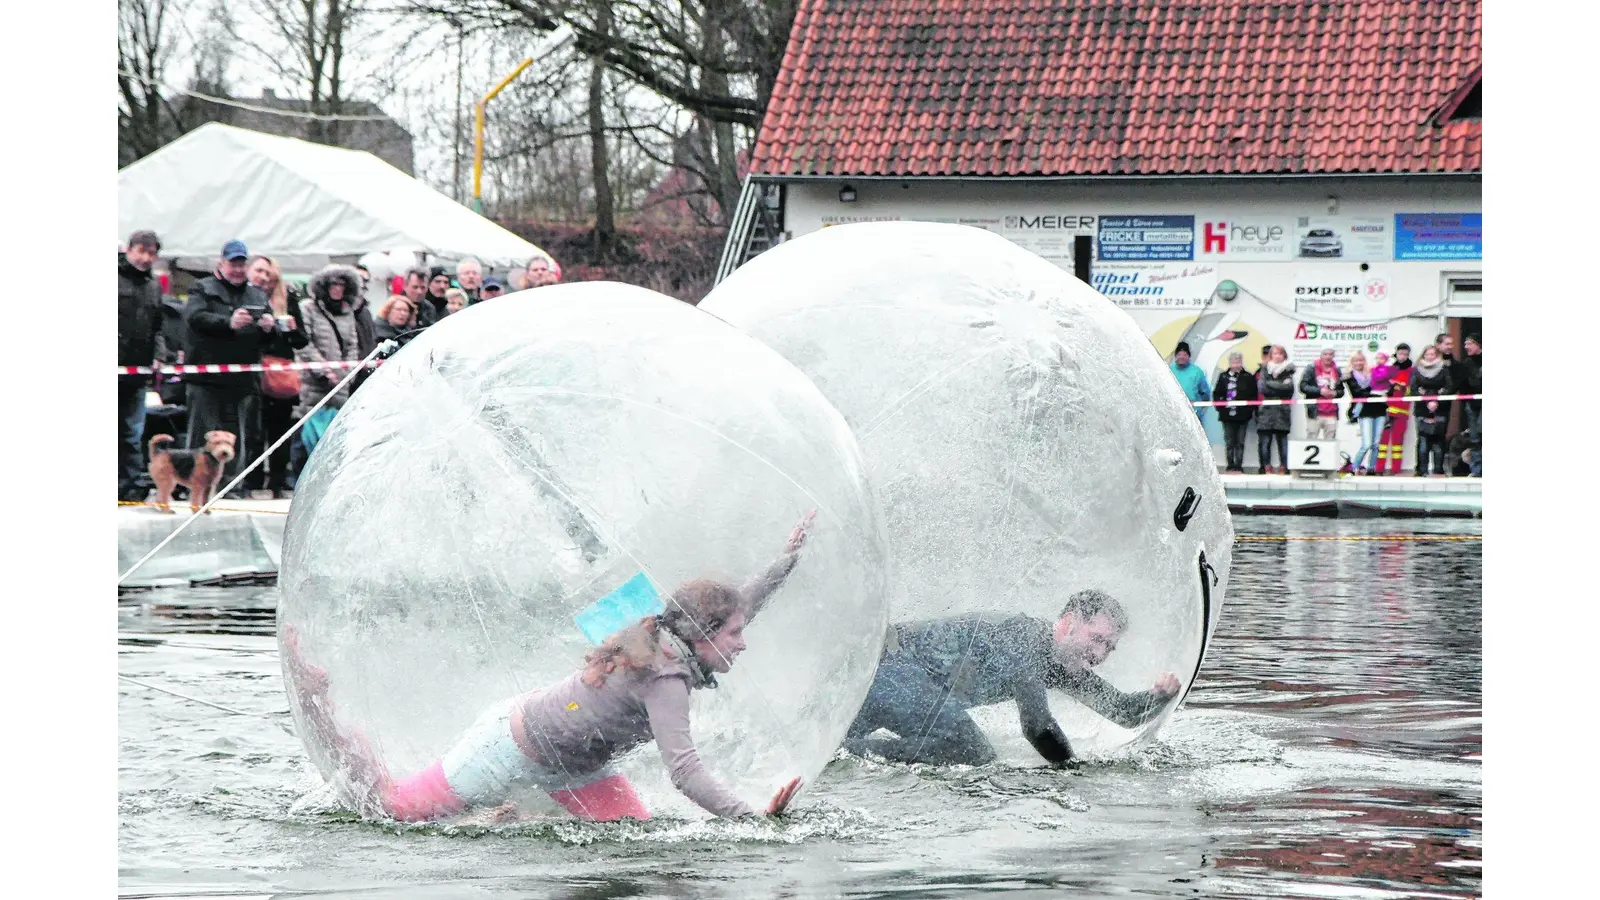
top-left (1292, 270), bottom-right (1392, 322)
top-left (1293, 216), bottom-right (1391, 261)
top-left (1092, 262), bottom-right (1219, 310)
top-left (1097, 215), bottom-right (1195, 261)
top-left (1394, 213), bottom-right (1482, 260)
top-left (995, 212), bottom-right (1093, 269)
top-left (1289, 321), bottom-right (1389, 368)
top-left (1195, 217), bottom-right (1294, 261)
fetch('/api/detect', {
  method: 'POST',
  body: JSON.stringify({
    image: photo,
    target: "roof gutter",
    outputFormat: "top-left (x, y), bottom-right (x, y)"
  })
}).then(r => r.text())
top-left (744, 171), bottom-right (1480, 184)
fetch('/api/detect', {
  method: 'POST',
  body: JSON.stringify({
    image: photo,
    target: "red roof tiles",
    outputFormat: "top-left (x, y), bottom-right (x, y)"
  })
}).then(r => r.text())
top-left (753, 0), bottom-right (1481, 177)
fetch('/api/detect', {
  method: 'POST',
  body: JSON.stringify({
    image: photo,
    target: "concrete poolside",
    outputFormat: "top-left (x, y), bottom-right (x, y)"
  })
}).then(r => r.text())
top-left (1220, 472), bottom-right (1481, 518)
top-left (114, 474), bottom-right (1480, 586)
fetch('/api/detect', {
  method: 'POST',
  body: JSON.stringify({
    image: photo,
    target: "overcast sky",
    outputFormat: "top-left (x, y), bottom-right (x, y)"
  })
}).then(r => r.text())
top-left (171, 3), bottom-right (573, 195)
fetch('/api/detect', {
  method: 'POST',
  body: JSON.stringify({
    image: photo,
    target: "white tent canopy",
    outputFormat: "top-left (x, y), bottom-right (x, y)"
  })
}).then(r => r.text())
top-left (118, 123), bottom-right (547, 271)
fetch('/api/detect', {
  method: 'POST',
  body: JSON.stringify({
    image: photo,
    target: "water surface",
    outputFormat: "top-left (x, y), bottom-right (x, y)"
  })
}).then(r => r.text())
top-left (119, 516), bottom-right (1481, 899)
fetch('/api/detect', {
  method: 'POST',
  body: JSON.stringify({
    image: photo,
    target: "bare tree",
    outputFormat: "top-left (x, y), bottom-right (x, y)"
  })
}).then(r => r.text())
top-left (117, 0), bottom-right (183, 165)
top-left (588, 2), bottom-right (617, 251)
top-left (232, 0), bottom-right (371, 144)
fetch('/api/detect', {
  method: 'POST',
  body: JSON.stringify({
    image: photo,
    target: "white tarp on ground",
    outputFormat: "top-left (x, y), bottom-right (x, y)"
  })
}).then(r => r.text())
top-left (118, 122), bottom-right (545, 270)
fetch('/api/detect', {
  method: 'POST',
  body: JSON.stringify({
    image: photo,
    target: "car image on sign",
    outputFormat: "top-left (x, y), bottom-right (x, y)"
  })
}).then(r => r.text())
top-left (1299, 228), bottom-right (1343, 258)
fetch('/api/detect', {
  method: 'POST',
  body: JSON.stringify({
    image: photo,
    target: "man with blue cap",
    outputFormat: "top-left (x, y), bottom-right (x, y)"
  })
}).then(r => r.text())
top-left (181, 239), bottom-right (300, 496)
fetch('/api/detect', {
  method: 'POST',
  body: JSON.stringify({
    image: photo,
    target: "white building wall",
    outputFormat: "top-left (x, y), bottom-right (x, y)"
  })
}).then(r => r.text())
top-left (777, 177), bottom-right (1481, 472)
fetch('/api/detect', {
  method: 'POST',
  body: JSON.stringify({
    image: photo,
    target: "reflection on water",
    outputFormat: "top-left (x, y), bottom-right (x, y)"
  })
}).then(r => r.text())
top-left (118, 517), bottom-right (1480, 899)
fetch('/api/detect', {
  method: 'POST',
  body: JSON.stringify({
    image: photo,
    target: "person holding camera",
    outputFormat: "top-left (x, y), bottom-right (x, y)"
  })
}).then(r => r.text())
top-left (181, 239), bottom-right (301, 497)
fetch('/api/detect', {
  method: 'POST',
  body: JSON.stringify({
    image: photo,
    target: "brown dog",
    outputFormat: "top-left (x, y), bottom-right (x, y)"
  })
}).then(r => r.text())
top-left (149, 431), bottom-right (237, 514)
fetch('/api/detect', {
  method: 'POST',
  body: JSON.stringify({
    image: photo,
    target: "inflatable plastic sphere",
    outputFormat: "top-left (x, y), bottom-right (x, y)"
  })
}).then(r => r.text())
top-left (703, 222), bottom-right (1231, 759)
top-left (278, 283), bottom-right (890, 820)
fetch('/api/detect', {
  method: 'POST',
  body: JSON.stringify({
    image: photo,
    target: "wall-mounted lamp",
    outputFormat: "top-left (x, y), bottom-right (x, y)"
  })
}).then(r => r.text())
top-left (1326, 195), bottom-right (1339, 215)
top-left (839, 184), bottom-right (858, 203)
top-left (1216, 279), bottom-right (1240, 302)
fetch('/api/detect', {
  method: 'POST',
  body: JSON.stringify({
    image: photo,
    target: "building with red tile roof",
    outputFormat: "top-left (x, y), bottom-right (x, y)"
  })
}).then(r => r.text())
top-left (715, 0), bottom-right (1481, 472)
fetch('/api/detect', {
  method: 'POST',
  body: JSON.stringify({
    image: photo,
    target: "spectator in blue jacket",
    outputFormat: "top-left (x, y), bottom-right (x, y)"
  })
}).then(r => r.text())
top-left (1169, 342), bottom-right (1212, 423)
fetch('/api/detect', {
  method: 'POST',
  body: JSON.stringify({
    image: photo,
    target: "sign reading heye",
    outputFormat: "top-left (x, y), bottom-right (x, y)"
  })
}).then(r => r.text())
top-left (1394, 213), bottom-right (1482, 260)
top-left (1195, 217), bottom-right (1294, 261)
top-left (1097, 215), bottom-right (1195, 261)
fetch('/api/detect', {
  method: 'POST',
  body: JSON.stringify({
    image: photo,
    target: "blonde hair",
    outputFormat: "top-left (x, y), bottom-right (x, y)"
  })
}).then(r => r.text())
top-left (581, 580), bottom-right (745, 688)
top-left (445, 288), bottom-right (468, 309)
top-left (1348, 350), bottom-right (1368, 371)
top-left (375, 294), bottom-right (415, 325)
top-left (249, 255), bottom-right (288, 316)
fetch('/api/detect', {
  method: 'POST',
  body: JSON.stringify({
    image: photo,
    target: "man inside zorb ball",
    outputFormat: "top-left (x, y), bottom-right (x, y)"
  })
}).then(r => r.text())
top-left (703, 221), bottom-right (1232, 767)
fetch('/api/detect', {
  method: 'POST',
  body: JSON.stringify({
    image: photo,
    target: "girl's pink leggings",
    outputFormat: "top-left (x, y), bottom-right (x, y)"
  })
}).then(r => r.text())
top-left (381, 760), bottom-right (651, 822)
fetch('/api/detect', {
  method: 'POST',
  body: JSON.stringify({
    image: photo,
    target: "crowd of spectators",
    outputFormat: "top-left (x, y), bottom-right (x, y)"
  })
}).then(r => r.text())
top-left (1172, 332), bottom-right (1483, 478)
top-left (116, 229), bottom-right (564, 502)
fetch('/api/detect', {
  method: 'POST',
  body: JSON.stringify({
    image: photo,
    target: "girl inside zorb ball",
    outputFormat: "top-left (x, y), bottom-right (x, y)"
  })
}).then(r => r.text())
top-left (702, 221), bottom-right (1233, 765)
top-left (278, 283), bottom-right (890, 822)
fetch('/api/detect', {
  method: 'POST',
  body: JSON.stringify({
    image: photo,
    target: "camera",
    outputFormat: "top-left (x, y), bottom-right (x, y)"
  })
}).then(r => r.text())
top-left (243, 305), bottom-right (289, 332)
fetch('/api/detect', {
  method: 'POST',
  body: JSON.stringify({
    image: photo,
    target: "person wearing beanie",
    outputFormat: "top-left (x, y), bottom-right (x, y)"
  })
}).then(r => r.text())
top-left (1169, 341), bottom-right (1212, 424)
top-left (424, 266), bottom-right (453, 321)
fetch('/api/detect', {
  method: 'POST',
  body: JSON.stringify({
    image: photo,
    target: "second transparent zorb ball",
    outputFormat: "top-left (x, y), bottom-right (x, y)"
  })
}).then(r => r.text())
top-left (703, 223), bottom-right (1231, 759)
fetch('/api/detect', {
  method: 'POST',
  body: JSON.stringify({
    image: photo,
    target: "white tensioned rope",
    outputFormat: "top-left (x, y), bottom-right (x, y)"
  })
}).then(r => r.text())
top-left (118, 69), bottom-right (396, 122)
top-left (117, 341), bottom-right (394, 586)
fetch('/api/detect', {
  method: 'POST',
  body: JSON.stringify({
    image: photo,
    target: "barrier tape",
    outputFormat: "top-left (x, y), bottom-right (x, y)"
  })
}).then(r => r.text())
top-left (1192, 392), bottom-right (1480, 408)
top-left (119, 359), bottom-right (373, 376)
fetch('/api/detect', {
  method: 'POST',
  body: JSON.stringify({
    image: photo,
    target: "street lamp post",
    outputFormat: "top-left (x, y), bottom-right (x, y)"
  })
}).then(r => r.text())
top-left (473, 25), bottom-right (576, 215)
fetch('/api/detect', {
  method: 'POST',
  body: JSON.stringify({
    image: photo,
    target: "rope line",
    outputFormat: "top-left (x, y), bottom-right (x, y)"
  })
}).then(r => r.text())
top-left (117, 340), bottom-right (394, 586)
top-left (118, 69), bottom-right (397, 122)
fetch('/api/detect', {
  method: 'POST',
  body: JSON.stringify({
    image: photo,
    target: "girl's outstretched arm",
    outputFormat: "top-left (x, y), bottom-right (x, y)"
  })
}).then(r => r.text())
top-left (741, 510), bottom-right (816, 620)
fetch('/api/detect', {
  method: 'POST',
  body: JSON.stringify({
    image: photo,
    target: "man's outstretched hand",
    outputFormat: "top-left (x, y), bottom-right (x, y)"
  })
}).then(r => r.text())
top-left (766, 776), bottom-right (803, 816)
top-left (784, 510), bottom-right (817, 554)
top-left (1151, 672), bottom-right (1182, 698)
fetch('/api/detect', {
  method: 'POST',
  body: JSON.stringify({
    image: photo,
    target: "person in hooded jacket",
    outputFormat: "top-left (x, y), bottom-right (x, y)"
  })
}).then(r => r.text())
top-left (296, 264), bottom-right (377, 420)
top-left (1212, 351), bottom-right (1258, 473)
top-left (183, 239), bottom-right (301, 495)
top-left (1409, 345), bottom-right (1454, 477)
top-left (118, 229), bottom-right (168, 500)
top-left (1256, 345), bottom-right (1296, 474)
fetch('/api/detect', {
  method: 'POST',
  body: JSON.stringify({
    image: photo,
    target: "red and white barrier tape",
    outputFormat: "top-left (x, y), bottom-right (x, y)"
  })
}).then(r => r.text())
top-left (119, 359), bottom-right (374, 376)
top-left (1192, 392), bottom-right (1481, 409)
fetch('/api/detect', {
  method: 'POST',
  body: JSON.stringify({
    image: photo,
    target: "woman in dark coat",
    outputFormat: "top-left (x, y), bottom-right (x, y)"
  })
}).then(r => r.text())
top-left (1255, 345), bottom-right (1296, 474)
top-left (1212, 351), bottom-right (1259, 473)
top-left (1409, 345), bottom-right (1454, 476)
top-left (246, 255), bottom-right (311, 498)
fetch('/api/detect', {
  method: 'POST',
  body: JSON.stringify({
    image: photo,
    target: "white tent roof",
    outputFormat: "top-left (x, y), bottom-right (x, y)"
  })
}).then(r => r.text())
top-left (118, 123), bottom-right (547, 270)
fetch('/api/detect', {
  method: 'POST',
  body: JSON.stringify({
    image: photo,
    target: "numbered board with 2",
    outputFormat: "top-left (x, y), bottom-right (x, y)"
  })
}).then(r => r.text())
top-left (1287, 440), bottom-right (1342, 472)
